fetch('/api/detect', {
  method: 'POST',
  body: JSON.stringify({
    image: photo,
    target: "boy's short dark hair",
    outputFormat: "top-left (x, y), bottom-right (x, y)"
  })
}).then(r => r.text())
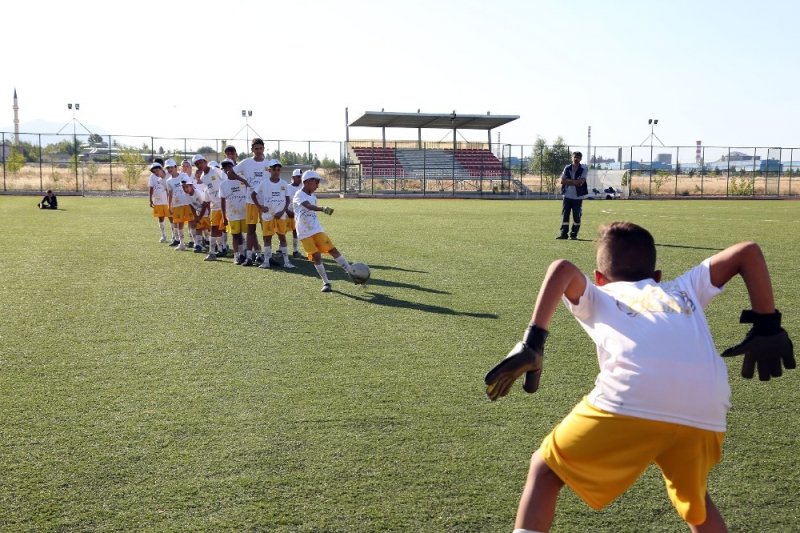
top-left (572, 151), bottom-right (582, 158)
top-left (251, 138), bottom-right (264, 148)
top-left (224, 145), bottom-right (237, 153)
top-left (596, 222), bottom-right (656, 281)
top-left (154, 157), bottom-right (165, 165)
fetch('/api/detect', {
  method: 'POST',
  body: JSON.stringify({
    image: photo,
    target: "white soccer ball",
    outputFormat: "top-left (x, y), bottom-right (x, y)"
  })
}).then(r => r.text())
top-left (350, 262), bottom-right (371, 285)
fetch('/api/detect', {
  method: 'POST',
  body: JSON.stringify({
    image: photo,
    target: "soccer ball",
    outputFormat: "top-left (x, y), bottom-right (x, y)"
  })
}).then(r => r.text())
top-left (350, 262), bottom-right (371, 285)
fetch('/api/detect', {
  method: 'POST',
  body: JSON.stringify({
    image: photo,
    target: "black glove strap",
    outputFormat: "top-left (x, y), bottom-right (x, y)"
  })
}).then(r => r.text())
top-left (523, 324), bottom-right (549, 350)
top-left (740, 309), bottom-right (782, 335)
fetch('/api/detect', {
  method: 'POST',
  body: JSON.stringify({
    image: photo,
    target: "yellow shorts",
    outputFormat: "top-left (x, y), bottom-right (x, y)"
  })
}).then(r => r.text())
top-left (246, 204), bottom-right (262, 225)
top-left (301, 232), bottom-right (335, 259)
top-left (540, 398), bottom-right (724, 525)
top-left (211, 210), bottom-right (226, 231)
top-left (227, 219), bottom-right (247, 235)
top-left (262, 217), bottom-right (289, 236)
top-left (286, 216), bottom-right (296, 231)
top-left (172, 205), bottom-right (194, 224)
top-left (195, 216), bottom-right (211, 231)
top-left (152, 204), bottom-right (169, 218)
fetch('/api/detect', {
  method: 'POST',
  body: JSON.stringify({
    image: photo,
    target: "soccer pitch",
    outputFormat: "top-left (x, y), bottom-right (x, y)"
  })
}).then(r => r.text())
top-left (1, 196), bottom-right (797, 531)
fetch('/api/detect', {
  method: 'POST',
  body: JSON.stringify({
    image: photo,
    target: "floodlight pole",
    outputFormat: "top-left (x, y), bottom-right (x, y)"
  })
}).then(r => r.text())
top-left (69, 103), bottom-right (79, 190)
top-left (242, 110), bottom-right (252, 151)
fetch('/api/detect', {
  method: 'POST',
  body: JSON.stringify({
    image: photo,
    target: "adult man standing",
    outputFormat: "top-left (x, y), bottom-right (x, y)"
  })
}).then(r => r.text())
top-left (234, 138), bottom-right (269, 266)
top-left (557, 151), bottom-right (588, 240)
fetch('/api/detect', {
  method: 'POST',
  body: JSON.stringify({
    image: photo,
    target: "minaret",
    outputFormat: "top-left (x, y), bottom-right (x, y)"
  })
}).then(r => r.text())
top-left (13, 88), bottom-right (20, 146)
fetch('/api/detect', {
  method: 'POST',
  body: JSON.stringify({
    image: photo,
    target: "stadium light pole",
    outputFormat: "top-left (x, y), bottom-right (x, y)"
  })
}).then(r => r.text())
top-left (68, 103), bottom-right (80, 190)
top-left (648, 119), bottom-right (658, 182)
top-left (242, 110), bottom-right (252, 151)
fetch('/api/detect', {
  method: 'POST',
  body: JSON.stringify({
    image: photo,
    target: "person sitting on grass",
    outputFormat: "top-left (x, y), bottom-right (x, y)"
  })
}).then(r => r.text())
top-left (293, 171), bottom-right (355, 293)
top-left (485, 221), bottom-right (795, 533)
top-left (37, 190), bottom-right (58, 209)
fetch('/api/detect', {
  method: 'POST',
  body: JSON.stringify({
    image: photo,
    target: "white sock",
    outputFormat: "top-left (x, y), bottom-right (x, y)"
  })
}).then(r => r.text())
top-left (171, 224), bottom-right (177, 239)
top-left (223, 232), bottom-right (228, 247)
top-left (178, 229), bottom-right (184, 244)
top-left (335, 256), bottom-right (351, 271)
top-left (292, 236), bottom-right (298, 252)
top-left (247, 249), bottom-right (254, 259)
top-left (265, 245), bottom-right (272, 258)
top-left (513, 529), bottom-right (545, 533)
top-left (315, 263), bottom-right (330, 283)
top-left (158, 221), bottom-right (165, 236)
top-left (280, 246), bottom-right (288, 257)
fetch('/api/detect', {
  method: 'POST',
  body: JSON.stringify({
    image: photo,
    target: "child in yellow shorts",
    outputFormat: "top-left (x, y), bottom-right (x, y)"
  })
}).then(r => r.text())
top-left (485, 221), bottom-right (794, 532)
top-left (292, 171), bottom-right (355, 292)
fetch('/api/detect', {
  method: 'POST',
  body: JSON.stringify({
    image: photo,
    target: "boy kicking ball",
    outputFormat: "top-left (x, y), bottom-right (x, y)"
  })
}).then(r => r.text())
top-left (485, 221), bottom-right (794, 533)
top-left (293, 171), bottom-right (355, 292)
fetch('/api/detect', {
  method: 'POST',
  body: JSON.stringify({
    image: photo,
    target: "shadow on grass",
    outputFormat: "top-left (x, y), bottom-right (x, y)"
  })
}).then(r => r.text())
top-left (656, 242), bottom-right (723, 252)
top-left (333, 289), bottom-right (498, 318)
top-left (277, 258), bottom-right (447, 294)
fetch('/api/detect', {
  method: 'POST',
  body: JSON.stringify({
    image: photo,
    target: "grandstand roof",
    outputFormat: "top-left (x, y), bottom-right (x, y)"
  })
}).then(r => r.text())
top-left (350, 111), bottom-right (519, 130)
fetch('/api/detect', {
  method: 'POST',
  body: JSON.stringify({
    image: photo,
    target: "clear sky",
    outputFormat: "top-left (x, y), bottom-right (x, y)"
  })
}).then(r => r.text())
top-left (3, 0), bottom-right (799, 150)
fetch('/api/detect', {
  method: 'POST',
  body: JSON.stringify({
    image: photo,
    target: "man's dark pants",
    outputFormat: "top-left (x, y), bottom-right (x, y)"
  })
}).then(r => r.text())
top-left (559, 198), bottom-right (583, 238)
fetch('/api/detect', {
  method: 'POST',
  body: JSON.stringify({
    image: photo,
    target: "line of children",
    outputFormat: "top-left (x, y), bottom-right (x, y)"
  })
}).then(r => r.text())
top-left (148, 151), bottom-right (358, 292)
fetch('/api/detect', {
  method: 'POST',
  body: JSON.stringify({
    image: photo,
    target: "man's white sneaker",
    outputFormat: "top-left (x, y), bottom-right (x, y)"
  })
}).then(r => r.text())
top-left (259, 260), bottom-right (270, 269)
top-left (284, 261), bottom-right (296, 269)
top-left (321, 283), bottom-right (332, 293)
top-left (204, 253), bottom-right (217, 261)
top-left (159, 236), bottom-right (167, 243)
top-left (176, 243), bottom-right (186, 251)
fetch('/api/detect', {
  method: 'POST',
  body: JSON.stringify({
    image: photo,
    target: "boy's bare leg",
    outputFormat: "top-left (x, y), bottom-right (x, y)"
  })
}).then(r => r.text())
top-left (689, 493), bottom-right (727, 533)
top-left (515, 450), bottom-right (564, 532)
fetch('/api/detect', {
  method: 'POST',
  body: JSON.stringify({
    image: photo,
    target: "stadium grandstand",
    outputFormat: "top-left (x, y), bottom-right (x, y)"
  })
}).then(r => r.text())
top-left (345, 110), bottom-right (522, 196)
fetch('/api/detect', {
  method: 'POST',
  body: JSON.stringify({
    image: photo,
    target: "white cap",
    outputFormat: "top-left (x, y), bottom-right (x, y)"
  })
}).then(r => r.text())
top-left (164, 158), bottom-right (177, 168)
top-left (268, 159), bottom-right (282, 168)
top-left (180, 175), bottom-right (195, 184)
top-left (191, 154), bottom-right (206, 164)
top-left (150, 162), bottom-right (163, 171)
top-left (292, 169), bottom-right (302, 177)
top-left (220, 158), bottom-right (235, 167)
top-left (208, 160), bottom-right (220, 168)
top-left (301, 170), bottom-right (321, 182)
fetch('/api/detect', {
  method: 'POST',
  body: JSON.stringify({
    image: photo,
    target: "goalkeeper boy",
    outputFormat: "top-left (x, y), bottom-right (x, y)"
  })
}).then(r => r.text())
top-left (485, 221), bottom-right (794, 533)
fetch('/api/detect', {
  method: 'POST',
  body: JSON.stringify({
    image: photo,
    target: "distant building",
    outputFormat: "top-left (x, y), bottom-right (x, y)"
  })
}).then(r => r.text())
top-left (721, 151), bottom-right (760, 162)
top-left (657, 153), bottom-right (672, 165)
top-left (759, 159), bottom-right (782, 172)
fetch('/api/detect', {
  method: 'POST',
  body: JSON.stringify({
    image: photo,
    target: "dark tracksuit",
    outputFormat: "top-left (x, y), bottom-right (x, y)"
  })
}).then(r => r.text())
top-left (559, 164), bottom-right (588, 239)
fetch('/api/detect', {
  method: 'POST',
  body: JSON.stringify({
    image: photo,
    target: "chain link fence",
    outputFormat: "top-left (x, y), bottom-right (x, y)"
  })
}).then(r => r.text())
top-left (3, 132), bottom-right (797, 198)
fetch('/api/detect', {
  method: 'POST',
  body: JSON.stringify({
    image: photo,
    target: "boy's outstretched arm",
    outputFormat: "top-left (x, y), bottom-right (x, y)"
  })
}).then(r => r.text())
top-left (709, 241), bottom-right (795, 380)
top-left (485, 260), bottom-right (586, 401)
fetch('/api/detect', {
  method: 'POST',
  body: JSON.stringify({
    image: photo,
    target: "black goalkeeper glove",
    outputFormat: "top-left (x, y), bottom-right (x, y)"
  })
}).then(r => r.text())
top-left (485, 325), bottom-right (549, 401)
top-left (721, 310), bottom-right (795, 381)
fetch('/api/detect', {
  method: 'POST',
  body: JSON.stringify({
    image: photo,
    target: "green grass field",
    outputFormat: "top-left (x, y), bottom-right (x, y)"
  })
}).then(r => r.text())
top-left (1, 196), bottom-right (798, 531)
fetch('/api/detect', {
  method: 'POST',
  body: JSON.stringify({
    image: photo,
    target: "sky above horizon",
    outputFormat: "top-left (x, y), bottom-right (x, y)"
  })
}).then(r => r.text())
top-left (3, 0), bottom-right (799, 151)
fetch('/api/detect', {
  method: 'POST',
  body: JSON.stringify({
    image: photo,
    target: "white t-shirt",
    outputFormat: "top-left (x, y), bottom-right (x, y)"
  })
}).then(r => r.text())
top-left (219, 178), bottom-right (248, 221)
top-left (562, 259), bottom-right (730, 432)
top-left (233, 158), bottom-right (269, 205)
top-left (292, 189), bottom-right (324, 240)
top-left (148, 173), bottom-right (168, 205)
top-left (286, 182), bottom-right (302, 213)
top-left (256, 178), bottom-right (290, 221)
top-left (203, 168), bottom-right (227, 211)
top-left (190, 183), bottom-right (207, 213)
top-left (165, 175), bottom-right (183, 205)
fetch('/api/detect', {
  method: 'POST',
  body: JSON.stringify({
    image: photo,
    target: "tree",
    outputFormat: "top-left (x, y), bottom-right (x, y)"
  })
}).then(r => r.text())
top-left (529, 136), bottom-right (571, 194)
top-left (88, 133), bottom-right (104, 145)
top-left (119, 146), bottom-right (147, 189)
top-left (7, 147), bottom-right (25, 174)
